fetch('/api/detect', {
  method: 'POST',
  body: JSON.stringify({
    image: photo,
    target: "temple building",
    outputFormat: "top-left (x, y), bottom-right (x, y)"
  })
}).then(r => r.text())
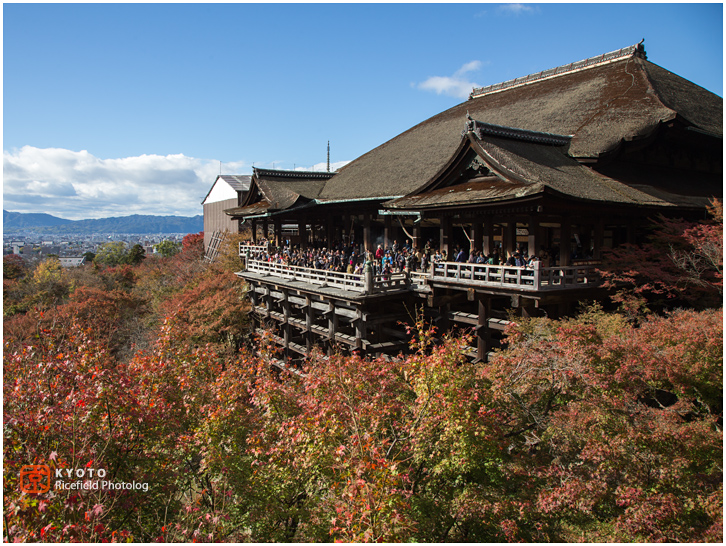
top-left (202, 174), bottom-right (251, 258)
top-left (223, 43), bottom-right (722, 365)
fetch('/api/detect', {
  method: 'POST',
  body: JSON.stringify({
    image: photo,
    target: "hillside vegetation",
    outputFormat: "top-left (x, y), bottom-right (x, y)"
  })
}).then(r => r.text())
top-left (3, 205), bottom-right (722, 542)
top-left (3, 210), bottom-right (203, 234)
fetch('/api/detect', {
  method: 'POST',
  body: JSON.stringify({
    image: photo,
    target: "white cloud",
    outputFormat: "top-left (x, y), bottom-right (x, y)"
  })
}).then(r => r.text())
top-left (2, 146), bottom-right (249, 220)
top-left (303, 160), bottom-right (351, 173)
top-left (497, 3), bottom-right (537, 15)
top-left (416, 60), bottom-right (485, 99)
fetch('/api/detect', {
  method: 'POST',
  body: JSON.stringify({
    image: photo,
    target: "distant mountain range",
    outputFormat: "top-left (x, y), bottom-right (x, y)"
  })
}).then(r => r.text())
top-left (3, 210), bottom-right (203, 235)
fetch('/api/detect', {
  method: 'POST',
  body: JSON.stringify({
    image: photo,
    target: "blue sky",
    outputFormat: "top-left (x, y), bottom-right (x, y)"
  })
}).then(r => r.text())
top-left (3, 2), bottom-right (723, 220)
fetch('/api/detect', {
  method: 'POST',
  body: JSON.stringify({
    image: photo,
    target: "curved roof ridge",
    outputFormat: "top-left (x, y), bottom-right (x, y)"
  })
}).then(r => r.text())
top-left (465, 115), bottom-right (572, 146)
top-left (470, 42), bottom-right (647, 100)
top-left (253, 167), bottom-right (335, 179)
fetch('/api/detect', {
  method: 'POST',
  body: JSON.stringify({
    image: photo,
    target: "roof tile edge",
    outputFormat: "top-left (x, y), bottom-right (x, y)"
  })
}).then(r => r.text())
top-left (464, 115), bottom-right (572, 146)
top-left (469, 42), bottom-right (647, 100)
top-left (253, 167), bottom-right (336, 179)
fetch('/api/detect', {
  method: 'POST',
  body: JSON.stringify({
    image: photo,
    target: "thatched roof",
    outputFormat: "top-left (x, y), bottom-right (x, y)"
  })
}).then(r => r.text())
top-left (318, 48), bottom-right (721, 202)
top-left (386, 120), bottom-right (689, 210)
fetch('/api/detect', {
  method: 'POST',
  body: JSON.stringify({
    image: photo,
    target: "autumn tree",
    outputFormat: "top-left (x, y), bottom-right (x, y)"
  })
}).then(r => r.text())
top-left (3, 254), bottom-right (27, 280)
top-left (181, 231), bottom-right (204, 258)
top-left (600, 199), bottom-right (723, 312)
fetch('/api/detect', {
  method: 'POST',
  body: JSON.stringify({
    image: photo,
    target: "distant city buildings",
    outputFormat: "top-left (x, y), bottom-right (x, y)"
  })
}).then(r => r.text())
top-left (3, 232), bottom-right (188, 263)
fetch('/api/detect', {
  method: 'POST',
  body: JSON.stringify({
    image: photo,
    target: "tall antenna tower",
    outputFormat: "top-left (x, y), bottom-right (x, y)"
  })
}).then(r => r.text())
top-left (327, 141), bottom-right (330, 173)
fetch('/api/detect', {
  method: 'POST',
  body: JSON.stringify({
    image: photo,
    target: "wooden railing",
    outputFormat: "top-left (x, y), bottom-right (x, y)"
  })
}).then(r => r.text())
top-left (239, 243), bottom-right (269, 255)
top-left (244, 260), bottom-right (410, 294)
top-left (241, 257), bottom-right (599, 294)
top-left (430, 261), bottom-right (599, 291)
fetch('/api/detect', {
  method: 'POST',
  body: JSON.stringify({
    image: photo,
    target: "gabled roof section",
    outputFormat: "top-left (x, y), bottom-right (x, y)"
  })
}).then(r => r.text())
top-left (386, 116), bottom-right (689, 210)
top-left (201, 174), bottom-right (251, 205)
top-left (226, 168), bottom-right (335, 218)
top-left (220, 175), bottom-right (253, 192)
top-left (321, 43), bottom-right (721, 203)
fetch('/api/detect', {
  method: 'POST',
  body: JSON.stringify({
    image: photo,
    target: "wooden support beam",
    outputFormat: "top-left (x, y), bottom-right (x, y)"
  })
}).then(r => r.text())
top-left (472, 221), bottom-right (483, 254)
top-left (264, 285), bottom-right (272, 319)
top-left (305, 295), bottom-right (313, 351)
top-left (327, 303), bottom-right (338, 355)
top-left (440, 216), bottom-right (453, 258)
top-left (482, 217), bottom-right (493, 255)
top-left (299, 219), bottom-right (307, 250)
top-left (594, 218), bottom-right (604, 259)
top-left (384, 215), bottom-right (392, 249)
top-left (355, 318), bottom-right (365, 351)
top-left (559, 219), bottom-right (571, 266)
top-left (527, 214), bottom-right (540, 259)
top-left (427, 290), bottom-right (468, 308)
top-left (274, 219), bottom-right (282, 247)
top-left (477, 296), bottom-right (492, 363)
top-left (281, 288), bottom-right (291, 354)
top-left (504, 221), bottom-right (516, 257)
top-left (327, 216), bottom-right (335, 249)
top-left (626, 217), bottom-right (636, 245)
top-left (363, 212), bottom-right (372, 254)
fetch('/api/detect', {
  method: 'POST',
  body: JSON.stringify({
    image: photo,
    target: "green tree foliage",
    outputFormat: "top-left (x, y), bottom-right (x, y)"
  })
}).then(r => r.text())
top-left (94, 241), bottom-right (130, 267)
top-left (127, 243), bottom-right (146, 265)
top-left (154, 240), bottom-right (181, 258)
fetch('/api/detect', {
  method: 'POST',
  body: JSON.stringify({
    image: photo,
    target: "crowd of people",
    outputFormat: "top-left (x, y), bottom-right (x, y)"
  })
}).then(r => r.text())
top-left (242, 237), bottom-right (560, 276)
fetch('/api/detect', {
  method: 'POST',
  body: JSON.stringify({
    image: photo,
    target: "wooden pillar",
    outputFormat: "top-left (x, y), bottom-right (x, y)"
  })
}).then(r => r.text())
top-left (593, 218), bottom-right (604, 259)
top-left (262, 219), bottom-right (269, 242)
top-left (263, 286), bottom-right (272, 320)
top-left (272, 218), bottom-right (283, 247)
top-left (281, 288), bottom-right (290, 355)
top-left (559, 219), bottom-right (571, 266)
top-left (579, 223), bottom-right (593, 259)
top-left (472, 221), bottom-right (483, 254)
top-left (305, 296), bottom-right (313, 352)
top-left (327, 215), bottom-right (335, 249)
top-left (440, 216), bottom-right (453, 259)
top-left (527, 215), bottom-right (540, 259)
top-left (298, 219), bottom-right (307, 250)
top-left (482, 217), bottom-right (493, 255)
top-left (626, 217), bottom-right (636, 245)
top-left (341, 213), bottom-right (349, 245)
top-left (249, 286), bottom-right (259, 333)
top-left (413, 223), bottom-right (422, 251)
top-left (327, 301), bottom-right (338, 356)
top-left (476, 296), bottom-right (491, 363)
top-left (355, 310), bottom-right (366, 352)
top-left (384, 215), bottom-right (392, 249)
top-left (363, 212), bottom-right (372, 253)
top-left (504, 222), bottom-right (517, 258)
top-left (251, 219), bottom-right (258, 243)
